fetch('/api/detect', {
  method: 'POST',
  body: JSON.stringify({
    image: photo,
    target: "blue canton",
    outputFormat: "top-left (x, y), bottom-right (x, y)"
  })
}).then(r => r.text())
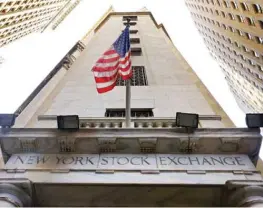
top-left (113, 26), bottom-right (130, 58)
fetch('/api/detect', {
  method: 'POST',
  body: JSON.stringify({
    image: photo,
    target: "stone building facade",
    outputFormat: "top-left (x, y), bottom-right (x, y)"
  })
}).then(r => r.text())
top-left (185, 0), bottom-right (263, 113)
top-left (0, 9), bottom-right (262, 207)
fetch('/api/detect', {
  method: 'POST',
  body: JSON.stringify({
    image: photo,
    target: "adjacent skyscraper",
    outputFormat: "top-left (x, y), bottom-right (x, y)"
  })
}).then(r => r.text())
top-left (41, 0), bottom-right (81, 31)
top-left (0, 8), bottom-right (262, 207)
top-left (185, 0), bottom-right (263, 113)
top-left (0, 0), bottom-right (74, 47)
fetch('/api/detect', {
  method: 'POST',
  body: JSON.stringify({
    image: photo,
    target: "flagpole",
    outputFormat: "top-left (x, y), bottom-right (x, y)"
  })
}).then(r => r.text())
top-left (125, 18), bottom-right (131, 128)
top-left (125, 79), bottom-right (131, 127)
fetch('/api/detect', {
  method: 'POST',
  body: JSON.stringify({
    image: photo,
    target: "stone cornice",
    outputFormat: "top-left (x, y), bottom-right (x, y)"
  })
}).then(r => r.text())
top-left (0, 127), bottom-right (261, 164)
top-left (93, 11), bottom-right (171, 40)
top-left (0, 127), bottom-right (260, 139)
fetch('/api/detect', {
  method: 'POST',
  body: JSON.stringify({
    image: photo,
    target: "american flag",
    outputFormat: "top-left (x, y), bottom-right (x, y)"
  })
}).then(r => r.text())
top-left (92, 26), bottom-right (132, 93)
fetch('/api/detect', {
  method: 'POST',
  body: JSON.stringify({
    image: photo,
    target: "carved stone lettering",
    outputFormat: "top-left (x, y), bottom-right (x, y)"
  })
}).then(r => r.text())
top-left (85, 157), bottom-right (94, 165)
top-left (37, 156), bottom-right (50, 164)
top-left (234, 156), bottom-right (245, 166)
top-left (98, 155), bottom-right (155, 169)
top-left (5, 154), bottom-right (256, 171)
top-left (27, 156), bottom-right (35, 164)
top-left (178, 157), bottom-right (188, 165)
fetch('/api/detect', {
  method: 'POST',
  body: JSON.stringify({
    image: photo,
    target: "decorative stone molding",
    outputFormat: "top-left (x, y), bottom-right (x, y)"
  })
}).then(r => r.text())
top-left (58, 137), bottom-right (76, 153)
top-left (77, 41), bottom-right (85, 51)
top-left (62, 55), bottom-right (74, 70)
top-left (178, 137), bottom-right (200, 153)
top-left (139, 138), bottom-right (157, 153)
top-left (1, 127), bottom-right (261, 156)
top-left (97, 138), bottom-right (117, 152)
top-left (220, 137), bottom-right (240, 152)
top-left (19, 138), bottom-right (38, 152)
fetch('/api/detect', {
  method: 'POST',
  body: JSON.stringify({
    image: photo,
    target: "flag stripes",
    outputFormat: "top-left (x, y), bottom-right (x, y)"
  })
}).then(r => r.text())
top-left (92, 27), bottom-right (132, 93)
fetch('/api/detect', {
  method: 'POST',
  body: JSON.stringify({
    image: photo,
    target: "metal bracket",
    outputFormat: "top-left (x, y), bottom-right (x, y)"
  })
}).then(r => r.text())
top-left (97, 138), bottom-right (116, 152)
top-left (139, 138), bottom-right (157, 153)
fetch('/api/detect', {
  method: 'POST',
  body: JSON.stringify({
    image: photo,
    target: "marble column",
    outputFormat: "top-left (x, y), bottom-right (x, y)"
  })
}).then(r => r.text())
top-left (228, 186), bottom-right (263, 207)
top-left (0, 183), bottom-right (32, 207)
top-left (0, 200), bottom-right (18, 207)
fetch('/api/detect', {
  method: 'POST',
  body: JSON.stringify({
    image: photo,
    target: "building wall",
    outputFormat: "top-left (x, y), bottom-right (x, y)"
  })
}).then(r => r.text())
top-left (185, 0), bottom-right (263, 113)
top-left (14, 13), bottom-right (234, 128)
top-left (0, 0), bottom-right (70, 47)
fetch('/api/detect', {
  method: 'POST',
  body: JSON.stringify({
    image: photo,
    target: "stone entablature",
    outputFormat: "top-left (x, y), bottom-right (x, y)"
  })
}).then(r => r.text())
top-left (0, 127), bottom-right (261, 163)
top-left (0, 125), bottom-right (262, 207)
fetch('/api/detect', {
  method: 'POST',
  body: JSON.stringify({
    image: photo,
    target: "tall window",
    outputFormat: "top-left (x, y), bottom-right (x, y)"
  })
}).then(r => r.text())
top-left (240, 2), bottom-right (249, 11)
top-left (129, 29), bottom-right (138, 34)
top-left (123, 16), bottom-right (138, 21)
top-left (252, 4), bottom-right (263, 13)
top-left (246, 17), bottom-right (255, 26)
top-left (116, 66), bottom-right (148, 86)
top-left (231, 1), bottom-right (238, 9)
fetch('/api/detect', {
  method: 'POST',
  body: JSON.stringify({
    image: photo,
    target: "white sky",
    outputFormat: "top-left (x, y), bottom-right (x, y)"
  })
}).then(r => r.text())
top-left (0, 0), bottom-right (246, 127)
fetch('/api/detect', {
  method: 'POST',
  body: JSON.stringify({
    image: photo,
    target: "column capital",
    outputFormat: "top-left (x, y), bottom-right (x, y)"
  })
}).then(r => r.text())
top-left (0, 183), bottom-right (32, 207)
top-left (225, 180), bottom-right (263, 207)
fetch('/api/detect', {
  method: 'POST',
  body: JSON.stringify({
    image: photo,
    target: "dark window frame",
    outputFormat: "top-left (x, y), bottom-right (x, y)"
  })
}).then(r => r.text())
top-left (123, 16), bottom-right (138, 21)
top-left (129, 29), bottom-right (138, 34)
top-left (130, 38), bottom-right (140, 44)
top-left (252, 4), bottom-right (263, 13)
top-left (123, 22), bottom-right (136, 26)
top-left (131, 47), bottom-right (142, 56)
top-left (258, 20), bottom-right (263, 29)
top-left (116, 66), bottom-right (148, 86)
top-left (105, 108), bottom-right (154, 118)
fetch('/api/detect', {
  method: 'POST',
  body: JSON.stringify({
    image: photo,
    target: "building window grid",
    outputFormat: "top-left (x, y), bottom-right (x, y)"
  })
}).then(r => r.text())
top-left (204, 30), bottom-right (263, 82)
top-left (195, 15), bottom-right (263, 61)
top-left (0, 1), bottom-right (64, 14)
top-left (190, 8), bottom-right (263, 83)
top-left (116, 66), bottom-right (148, 86)
top-left (195, 8), bottom-right (263, 36)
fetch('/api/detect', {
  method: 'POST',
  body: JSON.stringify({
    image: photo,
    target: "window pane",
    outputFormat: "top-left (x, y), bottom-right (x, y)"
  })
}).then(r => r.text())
top-left (105, 109), bottom-right (154, 117)
top-left (116, 66), bottom-right (148, 86)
